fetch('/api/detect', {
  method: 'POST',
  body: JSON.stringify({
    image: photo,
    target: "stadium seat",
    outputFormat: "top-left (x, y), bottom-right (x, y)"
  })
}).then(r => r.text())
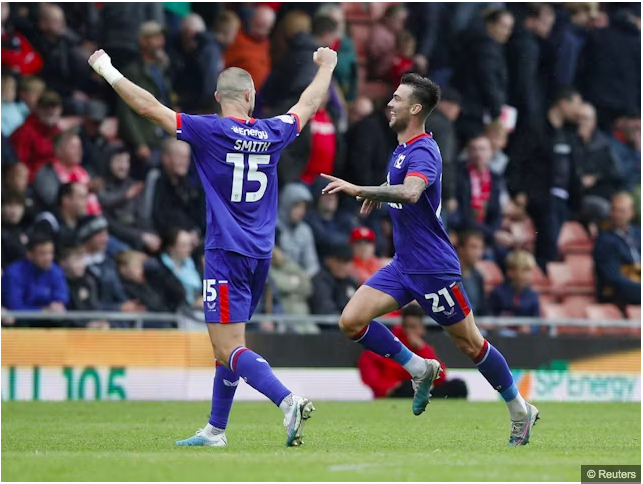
top-left (547, 256), bottom-right (594, 297)
top-left (558, 221), bottom-right (592, 255)
top-left (475, 260), bottom-right (504, 294)
top-left (561, 295), bottom-right (595, 319)
top-left (541, 301), bottom-right (594, 336)
top-left (58, 116), bottom-right (81, 131)
top-left (509, 218), bottom-right (536, 251)
top-left (585, 303), bottom-right (636, 337)
top-left (540, 302), bottom-right (568, 320)
top-left (100, 117), bottom-right (118, 141)
top-left (531, 264), bottom-right (550, 294)
top-left (625, 305), bottom-right (641, 321)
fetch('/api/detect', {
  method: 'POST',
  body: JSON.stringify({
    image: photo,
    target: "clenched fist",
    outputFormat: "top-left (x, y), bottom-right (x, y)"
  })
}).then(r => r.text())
top-left (88, 49), bottom-right (123, 86)
top-left (313, 47), bottom-right (337, 70)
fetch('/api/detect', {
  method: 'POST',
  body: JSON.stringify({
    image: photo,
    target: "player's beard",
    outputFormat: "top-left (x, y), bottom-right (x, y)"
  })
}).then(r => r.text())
top-left (390, 115), bottom-right (409, 133)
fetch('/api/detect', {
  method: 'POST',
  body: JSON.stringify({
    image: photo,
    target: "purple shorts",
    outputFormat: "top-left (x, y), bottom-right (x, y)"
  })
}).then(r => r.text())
top-left (203, 249), bottom-right (271, 323)
top-left (365, 259), bottom-right (472, 326)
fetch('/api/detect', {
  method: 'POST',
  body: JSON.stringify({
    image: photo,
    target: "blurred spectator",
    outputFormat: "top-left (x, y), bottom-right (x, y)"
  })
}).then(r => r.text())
top-left (225, 6), bottom-right (275, 93)
top-left (389, 30), bottom-right (416, 87)
top-left (453, 136), bottom-right (507, 251)
top-left (32, 130), bottom-right (102, 215)
top-left (594, 192), bottom-right (641, 306)
top-left (3, 162), bottom-right (36, 220)
top-left (99, 3), bottom-right (165, 69)
top-left (576, 103), bottom-right (625, 224)
top-left (31, 4), bottom-right (89, 114)
top-left (489, 250), bottom-right (540, 335)
top-left (1, 189), bottom-right (30, 268)
top-left (79, 100), bottom-right (109, 174)
top-left (32, 182), bottom-right (88, 251)
top-left (456, 230), bottom-right (487, 316)
top-left (349, 226), bottom-right (386, 286)
top-left (367, 5), bottom-right (408, 80)
top-left (1, 134), bottom-right (17, 166)
top-left (269, 245), bottom-right (313, 317)
top-left (59, 245), bottom-right (109, 329)
top-left (610, 113), bottom-right (641, 191)
top-left (306, 177), bottom-right (353, 259)
top-left (118, 21), bottom-right (174, 177)
top-left (17, 76), bottom-right (46, 113)
top-left (315, 4), bottom-right (358, 102)
top-left (151, 139), bottom-right (203, 241)
top-left (1, 73), bottom-right (29, 137)
top-left (300, 93), bottom-right (340, 184)
top-left (170, 13), bottom-right (224, 113)
top-left (269, 10), bottom-right (311, 67)
top-left (309, 243), bottom-right (358, 315)
top-left (98, 146), bottom-right (160, 253)
top-left (343, 105), bottom-right (397, 187)
top-left (507, 87), bottom-right (583, 270)
top-left (358, 304), bottom-right (467, 399)
top-left (78, 215), bottom-right (145, 316)
top-left (278, 183), bottom-right (319, 276)
top-left (425, 87), bottom-right (462, 216)
top-left (1, 2), bottom-right (43, 75)
top-left (1, 233), bottom-right (68, 316)
top-left (10, 90), bottom-right (62, 181)
top-left (577, 7), bottom-right (641, 130)
top-left (116, 250), bottom-right (171, 315)
top-left (348, 97), bottom-right (373, 125)
top-left (452, 8), bottom-right (514, 142)
top-left (144, 228), bottom-right (202, 311)
top-left (507, 3), bottom-right (556, 126)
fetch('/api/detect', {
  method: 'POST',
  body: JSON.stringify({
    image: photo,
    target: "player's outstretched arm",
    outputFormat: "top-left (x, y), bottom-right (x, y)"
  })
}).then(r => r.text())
top-left (321, 174), bottom-right (426, 205)
top-left (288, 47), bottom-right (337, 129)
top-left (88, 49), bottom-right (177, 136)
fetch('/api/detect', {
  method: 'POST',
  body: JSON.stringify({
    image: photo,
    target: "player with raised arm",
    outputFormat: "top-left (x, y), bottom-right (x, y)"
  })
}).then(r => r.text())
top-left (320, 73), bottom-right (539, 446)
top-left (88, 46), bottom-right (338, 448)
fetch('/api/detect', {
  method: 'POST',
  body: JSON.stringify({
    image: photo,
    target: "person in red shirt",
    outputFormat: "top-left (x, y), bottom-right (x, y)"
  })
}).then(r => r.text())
top-left (1, 2), bottom-right (43, 76)
top-left (358, 304), bottom-right (468, 399)
top-left (300, 92), bottom-right (337, 184)
top-left (349, 226), bottom-right (387, 285)
top-left (10, 91), bottom-right (62, 182)
top-left (389, 30), bottom-right (416, 88)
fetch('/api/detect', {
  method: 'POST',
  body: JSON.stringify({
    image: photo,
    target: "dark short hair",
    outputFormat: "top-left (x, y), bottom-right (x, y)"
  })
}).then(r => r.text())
top-left (311, 15), bottom-right (337, 36)
top-left (483, 7), bottom-right (513, 24)
top-left (400, 73), bottom-right (441, 118)
top-left (27, 232), bottom-right (54, 251)
top-left (59, 245), bottom-right (84, 261)
top-left (458, 230), bottom-right (485, 248)
top-left (161, 227), bottom-right (188, 252)
top-left (54, 129), bottom-right (79, 151)
top-left (552, 86), bottom-right (580, 105)
top-left (524, 2), bottom-right (553, 19)
top-left (1, 188), bottom-right (25, 206)
top-left (57, 182), bottom-right (78, 207)
top-left (401, 303), bottom-right (425, 320)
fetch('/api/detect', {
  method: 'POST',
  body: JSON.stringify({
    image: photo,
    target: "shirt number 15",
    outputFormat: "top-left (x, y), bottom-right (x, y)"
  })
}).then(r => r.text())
top-left (226, 153), bottom-right (269, 203)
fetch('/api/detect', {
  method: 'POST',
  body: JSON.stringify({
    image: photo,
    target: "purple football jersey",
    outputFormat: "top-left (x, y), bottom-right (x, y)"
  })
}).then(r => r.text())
top-left (177, 113), bottom-right (300, 258)
top-left (386, 133), bottom-right (461, 275)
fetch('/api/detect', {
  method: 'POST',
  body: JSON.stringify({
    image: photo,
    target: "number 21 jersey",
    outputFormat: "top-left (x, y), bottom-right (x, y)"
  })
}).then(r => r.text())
top-left (177, 113), bottom-right (300, 259)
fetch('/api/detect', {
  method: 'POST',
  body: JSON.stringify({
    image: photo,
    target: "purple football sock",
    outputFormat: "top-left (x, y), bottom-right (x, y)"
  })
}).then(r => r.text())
top-left (473, 339), bottom-right (516, 399)
top-left (352, 320), bottom-right (414, 365)
top-left (229, 346), bottom-right (291, 406)
top-left (208, 362), bottom-right (239, 429)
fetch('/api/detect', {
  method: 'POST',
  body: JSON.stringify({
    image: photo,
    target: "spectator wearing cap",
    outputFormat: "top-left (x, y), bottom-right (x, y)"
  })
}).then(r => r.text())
top-left (349, 226), bottom-right (387, 286)
top-left (1, 2), bottom-right (43, 76)
top-left (1, 189), bottom-right (30, 268)
top-left (309, 243), bottom-right (359, 316)
top-left (425, 87), bottom-right (462, 221)
top-left (610, 113), bottom-right (641, 192)
top-left (367, 5), bottom-right (408, 80)
top-left (225, 5), bottom-right (275, 93)
top-left (1, 234), bottom-right (69, 321)
top-left (169, 13), bottom-right (229, 113)
top-left (305, 176), bottom-right (353, 259)
top-left (79, 100), bottom-right (109, 174)
top-left (594, 192), bottom-right (641, 306)
top-left (30, 4), bottom-right (90, 114)
top-left (118, 20), bottom-right (175, 178)
top-left (32, 130), bottom-right (102, 215)
top-left (78, 215), bottom-right (146, 318)
top-left (10, 90), bottom-right (62, 181)
top-left (278, 183), bottom-right (320, 277)
top-left (99, 146), bottom-right (161, 253)
top-left (32, 182), bottom-right (88, 251)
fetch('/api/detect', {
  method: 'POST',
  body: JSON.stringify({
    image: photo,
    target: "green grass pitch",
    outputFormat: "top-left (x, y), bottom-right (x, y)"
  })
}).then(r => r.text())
top-left (2, 400), bottom-right (640, 481)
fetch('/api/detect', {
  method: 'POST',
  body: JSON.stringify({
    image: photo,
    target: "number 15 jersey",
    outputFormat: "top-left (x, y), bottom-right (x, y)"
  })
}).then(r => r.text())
top-left (177, 113), bottom-right (300, 259)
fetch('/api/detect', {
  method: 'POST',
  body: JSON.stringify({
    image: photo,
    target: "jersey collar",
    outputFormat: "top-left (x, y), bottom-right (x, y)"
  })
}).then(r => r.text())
top-left (402, 132), bottom-right (432, 148)
top-left (228, 116), bottom-right (256, 125)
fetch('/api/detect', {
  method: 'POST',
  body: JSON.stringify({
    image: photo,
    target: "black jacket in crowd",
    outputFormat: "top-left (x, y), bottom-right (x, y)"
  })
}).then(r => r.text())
top-left (577, 130), bottom-right (625, 201)
top-left (151, 170), bottom-right (204, 237)
top-left (309, 268), bottom-right (359, 315)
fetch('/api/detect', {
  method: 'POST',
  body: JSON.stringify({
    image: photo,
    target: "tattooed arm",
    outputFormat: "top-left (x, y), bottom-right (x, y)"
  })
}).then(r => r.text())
top-left (321, 174), bottom-right (427, 204)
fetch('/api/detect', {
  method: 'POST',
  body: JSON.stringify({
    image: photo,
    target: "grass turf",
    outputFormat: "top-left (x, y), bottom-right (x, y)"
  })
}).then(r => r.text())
top-left (2, 400), bottom-right (640, 481)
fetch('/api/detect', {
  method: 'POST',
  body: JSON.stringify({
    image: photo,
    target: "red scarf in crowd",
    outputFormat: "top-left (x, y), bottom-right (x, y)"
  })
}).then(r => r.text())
top-left (468, 164), bottom-right (491, 223)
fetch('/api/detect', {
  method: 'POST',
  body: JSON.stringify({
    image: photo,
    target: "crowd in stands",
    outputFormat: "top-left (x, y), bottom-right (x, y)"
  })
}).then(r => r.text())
top-left (1, 2), bottom-right (640, 334)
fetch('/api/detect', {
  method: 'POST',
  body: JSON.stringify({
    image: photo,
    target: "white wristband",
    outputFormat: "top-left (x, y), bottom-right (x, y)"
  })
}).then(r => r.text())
top-left (91, 53), bottom-right (124, 87)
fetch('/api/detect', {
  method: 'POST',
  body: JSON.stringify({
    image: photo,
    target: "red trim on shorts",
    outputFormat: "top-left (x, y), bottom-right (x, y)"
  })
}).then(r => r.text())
top-left (405, 133), bottom-right (430, 145)
top-left (406, 172), bottom-right (429, 185)
top-left (452, 282), bottom-right (471, 317)
top-left (220, 283), bottom-right (230, 323)
top-left (289, 112), bottom-right (302, 132)
top-left (473, 339), bottom-right (489, 364)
